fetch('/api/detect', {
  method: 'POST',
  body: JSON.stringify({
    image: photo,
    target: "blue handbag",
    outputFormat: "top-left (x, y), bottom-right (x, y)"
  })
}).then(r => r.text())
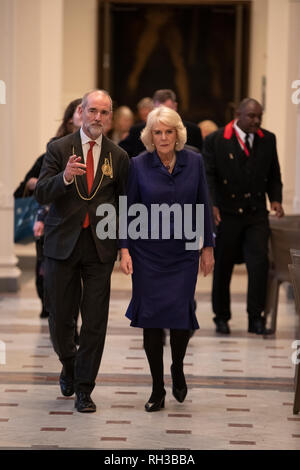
top-left (14, 196), bottom-right (39, 243)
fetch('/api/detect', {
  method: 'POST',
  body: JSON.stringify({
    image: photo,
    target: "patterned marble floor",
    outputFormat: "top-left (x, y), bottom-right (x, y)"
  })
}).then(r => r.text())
top-left (0, 256), bottom-right (299, 451)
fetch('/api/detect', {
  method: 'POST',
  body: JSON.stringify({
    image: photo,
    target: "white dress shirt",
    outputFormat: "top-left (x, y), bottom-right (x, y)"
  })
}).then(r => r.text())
top-left (64, 128), bottom-right (103, 185)
top-left (233, 120), bottom-right (254, 150)
top-left (80, 128), bottom-right (102, 176)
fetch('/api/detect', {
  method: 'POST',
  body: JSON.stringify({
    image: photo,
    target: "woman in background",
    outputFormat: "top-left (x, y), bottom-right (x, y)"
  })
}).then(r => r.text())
top-left (109, 105), bottom-right (134, 144)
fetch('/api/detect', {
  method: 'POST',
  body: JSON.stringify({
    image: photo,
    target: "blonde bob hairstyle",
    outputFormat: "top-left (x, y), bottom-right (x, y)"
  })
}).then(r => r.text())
top-left (141, 106), bottom-right (187, 152)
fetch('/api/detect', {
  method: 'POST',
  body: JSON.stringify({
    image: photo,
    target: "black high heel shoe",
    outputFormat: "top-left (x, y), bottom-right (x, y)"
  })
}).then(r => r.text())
top-left (171, 365), bottom-right (187, 403)
top-left (145, 391), bottom-right (166, 412)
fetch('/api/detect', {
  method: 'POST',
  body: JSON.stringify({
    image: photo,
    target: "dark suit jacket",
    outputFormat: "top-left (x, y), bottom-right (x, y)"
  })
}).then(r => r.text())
top-left (14, 154), bottom-right (44, 198)
top-left (35, 130), bottom-right (129, 263)
top-left (14, 137), bottom-right (59, 198)
top-left (119, 120), bottom-right (203, 158)
top-left (202, 124), bottom-right (283, 216)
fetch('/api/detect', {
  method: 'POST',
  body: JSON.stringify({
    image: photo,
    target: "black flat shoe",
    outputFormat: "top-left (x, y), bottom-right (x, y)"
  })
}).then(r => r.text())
top-left (59, 372), bottom-right (74, 397)
top-left (215, 319), bottom-right (231, 335)
top-left (248, 317), bottom-right (273, 335)
top-left (145, 391), bottom-right (166, 412)
top-left (170, 365), bottom-right (187, 403)
top-left (40, 310), bottom-right (49, 319)
top-left (75, 391), bottom-right (96, 413)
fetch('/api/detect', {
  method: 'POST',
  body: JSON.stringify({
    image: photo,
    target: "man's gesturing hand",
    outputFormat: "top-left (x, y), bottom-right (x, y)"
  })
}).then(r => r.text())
top-left (64, 155), bottom-right (87, 183)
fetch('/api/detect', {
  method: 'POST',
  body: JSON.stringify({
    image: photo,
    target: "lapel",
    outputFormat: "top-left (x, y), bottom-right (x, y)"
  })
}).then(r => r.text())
top-left (150, 151), bottom-right (168, 178)
top-left (172, 149), bottom-right (188, 176)
top-left (70, 130), bottom-right (88, 195)
top-left (249, 133), bottom-right (263, 177)
top-left (150, 150), bottom-right (188, 177)
top-left (90, 135), bottom-right (112, 194)
top-left (72, 132), bottom-right (114, 197)
top-left (223, 134), bottom-right (245, 180)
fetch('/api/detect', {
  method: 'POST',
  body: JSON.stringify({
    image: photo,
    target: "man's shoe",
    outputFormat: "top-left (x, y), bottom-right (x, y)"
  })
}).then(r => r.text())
top-left (40, 310), bottom-right (49, 319)
top-left (75, 392), bottom-right (96, 413)
top-left (59, 372), bottom-right (74, 397)
top-left (248, 317), bottom-right (272, 335)
top-left (215, 319), bottom-right (230, 335)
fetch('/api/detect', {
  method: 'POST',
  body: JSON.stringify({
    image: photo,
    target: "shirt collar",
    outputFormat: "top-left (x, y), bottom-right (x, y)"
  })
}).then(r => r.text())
top-left (233, 120), bottom-right (254, 143)
top-left (80, 127), bottom-right (103, 147)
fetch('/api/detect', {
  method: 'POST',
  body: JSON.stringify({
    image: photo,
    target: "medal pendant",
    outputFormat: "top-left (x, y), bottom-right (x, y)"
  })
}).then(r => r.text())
top-left (102, 158), bottom-right (113, 177)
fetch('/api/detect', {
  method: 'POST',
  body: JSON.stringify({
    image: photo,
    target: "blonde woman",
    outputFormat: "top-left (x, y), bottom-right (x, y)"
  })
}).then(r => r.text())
top-left (120, 106), bottom-right (214, 412)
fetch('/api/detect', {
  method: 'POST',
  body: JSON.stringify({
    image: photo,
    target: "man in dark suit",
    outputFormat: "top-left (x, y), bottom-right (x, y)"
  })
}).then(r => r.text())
top-left (203, 98), bottom-right (284, 335)
top-left (119, 89), bottom-right (203, 157)
top-left (35, 90), bottom-right (129, 412)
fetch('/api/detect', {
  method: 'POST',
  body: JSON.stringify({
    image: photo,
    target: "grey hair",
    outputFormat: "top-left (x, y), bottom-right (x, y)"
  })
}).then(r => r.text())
top-left (152, 89), bottom-right (176, 104)
top-left (137, 97), bottom-right (154, 110)
top-left (81, 89), bottom-right (113, 111)
top-left (141, 106), bottom-right (187, 152)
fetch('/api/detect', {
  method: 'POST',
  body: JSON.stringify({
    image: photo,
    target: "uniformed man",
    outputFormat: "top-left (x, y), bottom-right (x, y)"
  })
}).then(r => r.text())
top-left (203, 98), bottom-right (284, 335)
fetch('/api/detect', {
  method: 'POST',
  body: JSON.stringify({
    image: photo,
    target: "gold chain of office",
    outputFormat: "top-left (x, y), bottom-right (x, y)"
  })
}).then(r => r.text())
top-left (74, 151), bottom-right (113, 201)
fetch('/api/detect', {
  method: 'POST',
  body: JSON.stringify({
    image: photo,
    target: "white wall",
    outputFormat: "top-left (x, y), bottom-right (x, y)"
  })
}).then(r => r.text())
top-left (10, 0), bottom-right (98, 189)
top-left (248, 0), bottom-right (268, 104)
top-left (11, 0), bottom-right (63, 189)
top-left (62, 0), bottom-right (98, 111)
top-left (248, 0), bottom-right (300, 213)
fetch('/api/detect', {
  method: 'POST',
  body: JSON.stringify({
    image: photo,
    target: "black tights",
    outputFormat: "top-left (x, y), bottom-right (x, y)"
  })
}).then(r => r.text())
top-left (143, 328), bottom-right (190, 401)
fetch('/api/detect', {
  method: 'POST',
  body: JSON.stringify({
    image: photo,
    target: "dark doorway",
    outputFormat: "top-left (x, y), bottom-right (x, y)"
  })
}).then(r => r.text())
top-left (98, 2), bottom-right (250, 126)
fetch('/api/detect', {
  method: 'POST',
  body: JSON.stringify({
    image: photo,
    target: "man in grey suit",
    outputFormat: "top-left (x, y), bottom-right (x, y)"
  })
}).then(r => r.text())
top-left (35, 90), bottom-right (129, 412)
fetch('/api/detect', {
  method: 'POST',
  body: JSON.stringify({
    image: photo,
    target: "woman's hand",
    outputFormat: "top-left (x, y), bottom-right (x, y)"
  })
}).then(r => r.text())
top-left (199, 246), bottom-right (214, 277)
top-left (26, 177), bottom-right (38, 192)
top-left (33, 220), bottom-right (44, 238)
top-left (213, 206), bottom-right (221, 226)
top-left (120, 248), bottom-right (133, 275)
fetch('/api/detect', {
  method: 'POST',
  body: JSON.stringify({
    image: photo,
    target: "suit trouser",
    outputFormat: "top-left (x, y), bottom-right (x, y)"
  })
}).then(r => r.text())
top-left (44, 227), bottom-right (114, 394)
top-left (212, 211), bottom-right (270, 322)
top-left (35, 237), bottom-right (45, 312)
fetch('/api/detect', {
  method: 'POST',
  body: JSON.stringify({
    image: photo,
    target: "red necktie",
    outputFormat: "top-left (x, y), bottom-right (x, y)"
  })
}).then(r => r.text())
top-left (83, 141), bottom-right (96, 228)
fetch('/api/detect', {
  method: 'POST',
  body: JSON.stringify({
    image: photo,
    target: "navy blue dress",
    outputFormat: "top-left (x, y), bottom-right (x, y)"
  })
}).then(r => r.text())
top-left (120, 150), bottom-right (214, 330)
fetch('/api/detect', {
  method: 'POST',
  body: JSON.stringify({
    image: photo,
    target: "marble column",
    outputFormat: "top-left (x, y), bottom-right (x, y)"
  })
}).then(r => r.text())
top-left (290, 2), bottom-right (300, 213)
top-left (263, 0), bottom-right (300, 213)
top-left (0, 0), bottom-right (20, 291)
top-left (0, 0), bottom-right (63, 292)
